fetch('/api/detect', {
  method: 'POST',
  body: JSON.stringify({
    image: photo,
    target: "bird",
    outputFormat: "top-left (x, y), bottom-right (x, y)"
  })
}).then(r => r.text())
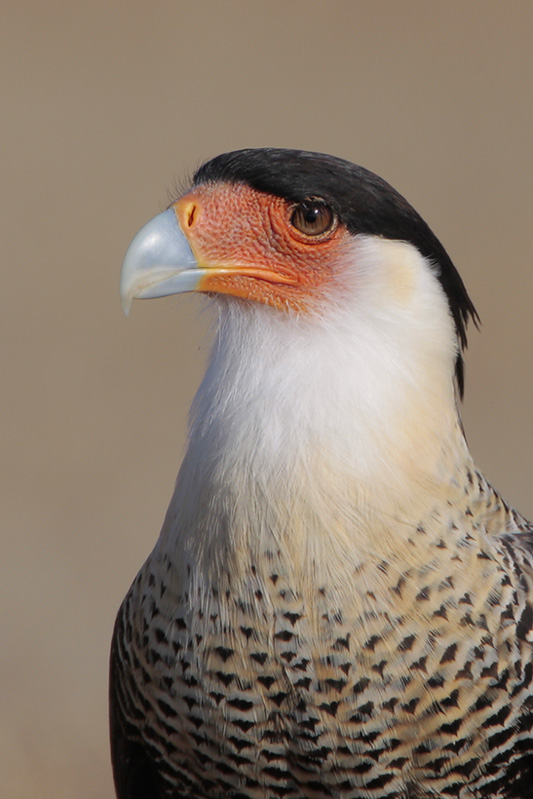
top-left (111, 148), bottom-right (533, 799)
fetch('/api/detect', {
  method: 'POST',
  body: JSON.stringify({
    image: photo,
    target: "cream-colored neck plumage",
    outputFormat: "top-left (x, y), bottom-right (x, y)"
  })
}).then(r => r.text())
top-left (158, 238), bottom-right (474, 590)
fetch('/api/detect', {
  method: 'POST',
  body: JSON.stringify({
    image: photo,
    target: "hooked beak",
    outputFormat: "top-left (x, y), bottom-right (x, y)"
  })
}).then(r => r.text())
top-left (120, 196), bottom-right (300, 315)
top-left (119, 207), bottom-right (203, 315)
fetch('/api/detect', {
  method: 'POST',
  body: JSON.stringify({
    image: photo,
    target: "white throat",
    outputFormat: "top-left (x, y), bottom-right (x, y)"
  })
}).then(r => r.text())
top-left (159, 237), bottom-right (470, 583)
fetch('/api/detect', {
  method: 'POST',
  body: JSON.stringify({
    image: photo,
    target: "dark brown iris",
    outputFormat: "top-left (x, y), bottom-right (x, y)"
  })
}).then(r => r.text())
top-left (290, 198), bottom-right (335, 236)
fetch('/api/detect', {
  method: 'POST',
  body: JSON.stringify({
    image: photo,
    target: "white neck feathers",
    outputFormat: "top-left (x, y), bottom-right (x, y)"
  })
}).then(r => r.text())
top-left (160, 238), bottom-right (471, 581)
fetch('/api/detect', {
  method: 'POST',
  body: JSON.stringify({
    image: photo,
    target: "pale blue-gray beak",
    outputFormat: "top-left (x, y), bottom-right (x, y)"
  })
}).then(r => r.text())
top-left (120, 208), bottom-right (203, 315)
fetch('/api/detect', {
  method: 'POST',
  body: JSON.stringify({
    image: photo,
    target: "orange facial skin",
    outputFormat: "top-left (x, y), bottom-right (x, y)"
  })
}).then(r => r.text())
top-left (173, 183), bottom-right (353, 313)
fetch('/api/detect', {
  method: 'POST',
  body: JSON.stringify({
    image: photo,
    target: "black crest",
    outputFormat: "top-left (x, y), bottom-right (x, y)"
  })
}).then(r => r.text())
top-left (194, 148), bottom-right (479, 397)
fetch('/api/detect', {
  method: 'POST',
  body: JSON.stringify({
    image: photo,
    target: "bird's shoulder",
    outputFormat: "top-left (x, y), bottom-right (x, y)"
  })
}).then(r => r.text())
top-left (109, 574), bottom-right (172, 799)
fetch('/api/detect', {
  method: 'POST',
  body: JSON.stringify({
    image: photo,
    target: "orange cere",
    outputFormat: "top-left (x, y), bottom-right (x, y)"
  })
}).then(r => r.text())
top-left (173, 183), bottom-right (353, 312)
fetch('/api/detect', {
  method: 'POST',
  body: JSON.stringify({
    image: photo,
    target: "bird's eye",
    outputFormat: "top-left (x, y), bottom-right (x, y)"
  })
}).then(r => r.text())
top-left (290, 199), bottom-right (335, 237)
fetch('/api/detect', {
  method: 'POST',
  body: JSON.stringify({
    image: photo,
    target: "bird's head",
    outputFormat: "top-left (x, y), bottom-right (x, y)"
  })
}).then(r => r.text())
top-left (121, 150), bottom-right (484, 552)
top-left (121, 148), bottom-right (477, 397)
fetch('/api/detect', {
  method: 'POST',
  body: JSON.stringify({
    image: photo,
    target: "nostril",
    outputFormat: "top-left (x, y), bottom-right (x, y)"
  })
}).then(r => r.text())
top-left (185, 202), bottom-right (197, 228)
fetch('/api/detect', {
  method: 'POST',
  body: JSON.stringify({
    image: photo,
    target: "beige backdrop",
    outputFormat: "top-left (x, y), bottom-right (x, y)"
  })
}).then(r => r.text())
top-left (2, 2), bottom-right (532, 797)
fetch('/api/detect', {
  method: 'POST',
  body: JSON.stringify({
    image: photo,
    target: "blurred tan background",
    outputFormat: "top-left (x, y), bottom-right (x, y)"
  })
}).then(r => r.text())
top-left (2, 2), bottom-right (532, 797)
